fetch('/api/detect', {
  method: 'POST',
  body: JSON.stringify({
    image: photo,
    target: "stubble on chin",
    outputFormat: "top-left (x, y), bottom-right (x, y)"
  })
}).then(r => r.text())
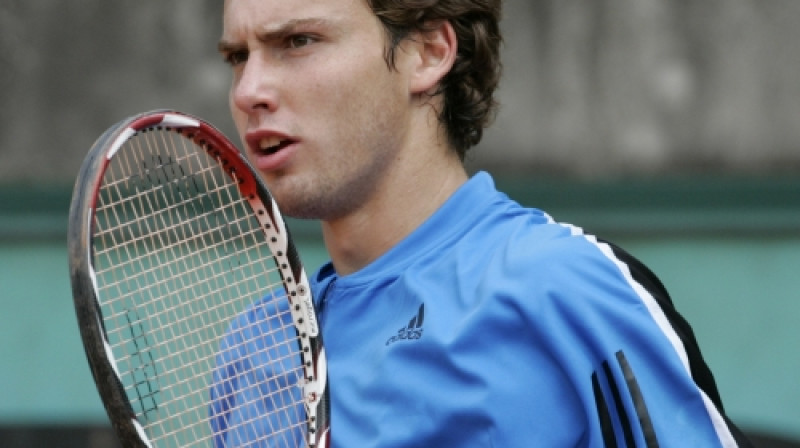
top-left (265, 174), bottom-right (350, 221)
top-left (268, 163), bottom-right (388, 222)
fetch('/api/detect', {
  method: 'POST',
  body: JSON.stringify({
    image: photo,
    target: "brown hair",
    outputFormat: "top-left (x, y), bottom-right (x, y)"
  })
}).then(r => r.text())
top-left (366, 0), bottom-right (503, 159)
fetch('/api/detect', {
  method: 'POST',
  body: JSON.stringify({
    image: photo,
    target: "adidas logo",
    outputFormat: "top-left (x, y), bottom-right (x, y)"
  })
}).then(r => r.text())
top-left (385, 304), bottom-right (425, 346)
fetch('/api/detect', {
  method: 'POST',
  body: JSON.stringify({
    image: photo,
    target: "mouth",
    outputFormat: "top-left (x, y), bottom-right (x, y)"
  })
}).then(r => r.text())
top-left (256, 136), bottom-right (293, 155)
top-left (245, 131), bottom-right (299, 171)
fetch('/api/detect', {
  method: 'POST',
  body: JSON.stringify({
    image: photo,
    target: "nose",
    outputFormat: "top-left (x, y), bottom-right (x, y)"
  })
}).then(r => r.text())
top-left (230, 52), bottom-right (280, 114)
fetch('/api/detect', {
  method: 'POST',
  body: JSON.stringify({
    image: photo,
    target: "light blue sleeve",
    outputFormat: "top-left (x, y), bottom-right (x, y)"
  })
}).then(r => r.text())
top-left (518, 235), bottom-right (736, 447)
top-left (209, 295), bottom-right (307, 448)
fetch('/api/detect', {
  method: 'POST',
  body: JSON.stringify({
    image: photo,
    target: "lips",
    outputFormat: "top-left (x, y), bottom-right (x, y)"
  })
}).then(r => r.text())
top-left (245, 130), bottom-right (298, 171)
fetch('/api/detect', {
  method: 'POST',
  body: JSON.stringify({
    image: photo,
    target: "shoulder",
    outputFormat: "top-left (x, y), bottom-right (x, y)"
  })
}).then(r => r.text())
top-left (477, 217), bottom-right (672, 336)
top-left (485, 216), bottom-right (625, 288)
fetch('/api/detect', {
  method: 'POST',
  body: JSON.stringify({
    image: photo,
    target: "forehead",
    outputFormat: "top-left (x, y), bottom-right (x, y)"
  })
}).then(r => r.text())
top-left (222, 0), bottom-right (374, 34)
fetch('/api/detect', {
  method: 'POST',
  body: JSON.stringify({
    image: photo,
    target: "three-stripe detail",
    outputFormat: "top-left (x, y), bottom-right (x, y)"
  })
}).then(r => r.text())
top-left (592, 351), bottom-right (659, 448)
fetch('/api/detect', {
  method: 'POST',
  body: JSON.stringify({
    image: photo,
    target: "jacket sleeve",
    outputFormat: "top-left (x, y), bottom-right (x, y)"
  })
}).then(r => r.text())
top-left (209, 296), bottom-right (307, 448)
top-left (525, 235), bottom-right (753, 447)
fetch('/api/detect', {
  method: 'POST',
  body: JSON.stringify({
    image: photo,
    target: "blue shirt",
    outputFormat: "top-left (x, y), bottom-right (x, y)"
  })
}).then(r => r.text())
top-left (311, 172), bottom-right (742, 447)
top-left (213, 172), bottom-right (748, 447)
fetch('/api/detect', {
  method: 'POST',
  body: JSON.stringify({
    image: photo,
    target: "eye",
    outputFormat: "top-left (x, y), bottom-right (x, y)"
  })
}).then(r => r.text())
top-left (287, 34), bottom-right (316, 49)
top-left (224, 50), bottom-right (249, 66)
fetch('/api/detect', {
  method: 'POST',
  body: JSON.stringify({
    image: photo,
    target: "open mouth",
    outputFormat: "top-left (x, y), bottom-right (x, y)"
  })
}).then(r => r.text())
top-left (258, 136), bottom-right (292, 155)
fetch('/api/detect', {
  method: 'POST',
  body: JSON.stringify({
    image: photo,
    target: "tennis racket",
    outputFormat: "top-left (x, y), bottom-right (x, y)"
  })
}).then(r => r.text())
top-left (68, 110), bottom-right (329, 448)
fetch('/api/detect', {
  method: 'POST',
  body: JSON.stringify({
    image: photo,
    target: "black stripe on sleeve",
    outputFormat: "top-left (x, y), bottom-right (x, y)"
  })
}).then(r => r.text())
top-left (602, 361), bottom-right (636, 447)
top-left (592, 371), bottom-right (618, 448)
top-left (616, 351), bottom-right (659, 448)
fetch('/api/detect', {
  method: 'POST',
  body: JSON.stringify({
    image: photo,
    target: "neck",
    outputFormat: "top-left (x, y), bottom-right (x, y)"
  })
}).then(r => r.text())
top-left (321, 143), bottom-right (467, 276)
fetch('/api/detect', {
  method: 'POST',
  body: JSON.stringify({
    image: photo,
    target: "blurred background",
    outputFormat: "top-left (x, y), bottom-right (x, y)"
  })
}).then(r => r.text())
top-left (1, 0), bottom-right (799, 446)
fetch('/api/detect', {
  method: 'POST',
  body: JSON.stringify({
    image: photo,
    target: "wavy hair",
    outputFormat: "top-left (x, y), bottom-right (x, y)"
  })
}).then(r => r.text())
top-left (366, 0), bottom-right (503, 159)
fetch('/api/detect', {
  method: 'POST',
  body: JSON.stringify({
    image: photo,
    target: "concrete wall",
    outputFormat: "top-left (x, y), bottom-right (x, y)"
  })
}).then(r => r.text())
top-left (2, 1), bottom-right (800, 183)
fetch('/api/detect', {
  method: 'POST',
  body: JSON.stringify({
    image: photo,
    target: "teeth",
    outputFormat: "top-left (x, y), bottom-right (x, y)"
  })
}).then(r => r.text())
top-left (259, 137), bottom-right (282, 151)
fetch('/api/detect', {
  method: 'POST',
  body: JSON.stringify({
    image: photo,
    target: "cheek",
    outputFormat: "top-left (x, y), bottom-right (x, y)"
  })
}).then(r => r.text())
top-left (315, 61), bottom-right (403, 124)
top-left (228, 87), bottom-right (238, 121)
top-left (229, 90), bottom-right (247, 140)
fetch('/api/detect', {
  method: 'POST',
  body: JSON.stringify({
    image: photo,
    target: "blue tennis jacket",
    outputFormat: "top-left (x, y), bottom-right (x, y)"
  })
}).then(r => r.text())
top-left (211, 172), bottom-right (752, 447)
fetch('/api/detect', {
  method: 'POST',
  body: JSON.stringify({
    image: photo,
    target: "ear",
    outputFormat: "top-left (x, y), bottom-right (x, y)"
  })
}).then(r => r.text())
top-left (408, 20), bottom-right (457, 95)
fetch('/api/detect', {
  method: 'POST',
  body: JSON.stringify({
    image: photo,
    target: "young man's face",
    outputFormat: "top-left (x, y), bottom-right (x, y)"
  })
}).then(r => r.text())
top-left (220, 0), bottom-right (415, 220)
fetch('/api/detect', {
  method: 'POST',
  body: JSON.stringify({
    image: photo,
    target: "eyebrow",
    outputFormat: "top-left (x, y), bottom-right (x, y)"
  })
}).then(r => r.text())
top-left (218, 17), bottom-right (335, 53)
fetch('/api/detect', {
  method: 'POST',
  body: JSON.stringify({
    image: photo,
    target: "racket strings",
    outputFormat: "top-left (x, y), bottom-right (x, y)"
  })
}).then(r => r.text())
top-left (91, 128), bottom-right (309, 447)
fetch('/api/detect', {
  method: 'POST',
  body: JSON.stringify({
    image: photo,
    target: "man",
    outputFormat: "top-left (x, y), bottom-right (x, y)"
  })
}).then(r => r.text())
top-left (212, 0), bottom-right (753, 446)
